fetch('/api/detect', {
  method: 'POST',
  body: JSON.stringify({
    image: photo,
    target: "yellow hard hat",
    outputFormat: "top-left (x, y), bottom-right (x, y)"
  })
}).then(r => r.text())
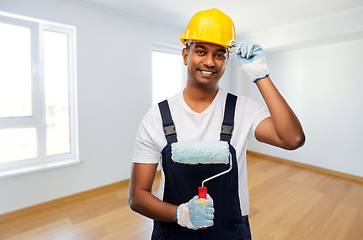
top-left (180, 8), bottom-right (235, 48)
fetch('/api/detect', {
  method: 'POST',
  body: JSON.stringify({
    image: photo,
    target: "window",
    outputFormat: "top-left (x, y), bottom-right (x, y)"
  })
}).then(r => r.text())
top-left (0, 12), bottom-right (78, 178)
top-left (152, 44), bottom-right (185, 105)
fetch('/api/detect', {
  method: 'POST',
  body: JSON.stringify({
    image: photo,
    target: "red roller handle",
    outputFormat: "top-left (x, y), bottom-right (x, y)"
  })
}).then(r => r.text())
top-left (198, 186), bottom-right (207, 229)
top-left (198, 186), bottom-right (207, 199)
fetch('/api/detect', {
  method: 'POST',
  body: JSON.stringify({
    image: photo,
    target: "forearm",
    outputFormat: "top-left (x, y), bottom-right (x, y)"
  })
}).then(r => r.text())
top-left (129, 189), bottom-right (178, 222)
top-left (128, 163), bottom-right (178, 222)
top-left (128, 163), bottom-right (214, 229)
top-left (255, 76), bottom-right (305, 149)
top-left (231, 41), bottom-right (305, 149)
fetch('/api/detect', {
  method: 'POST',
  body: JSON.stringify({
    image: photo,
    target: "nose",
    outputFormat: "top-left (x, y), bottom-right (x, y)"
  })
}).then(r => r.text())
top-left (203, 53), bottom-right (215, 67)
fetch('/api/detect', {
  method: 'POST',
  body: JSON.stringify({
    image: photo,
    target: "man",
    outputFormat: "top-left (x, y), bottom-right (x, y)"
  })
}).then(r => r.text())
top-left (129, 8), bottom-right (305, 240)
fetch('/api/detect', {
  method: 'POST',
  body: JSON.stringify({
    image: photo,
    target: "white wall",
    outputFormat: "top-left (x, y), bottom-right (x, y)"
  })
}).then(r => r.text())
top-left (247, 40), bottom-right (363, 177)
top-left (244, 19), bottom-right (363, 177)
top-left (0, 0), bottom-right (186, 215)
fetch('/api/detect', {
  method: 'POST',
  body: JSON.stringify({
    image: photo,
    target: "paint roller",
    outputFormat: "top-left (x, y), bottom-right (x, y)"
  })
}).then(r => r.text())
top-left (171, 141), bottom-right (232, 228)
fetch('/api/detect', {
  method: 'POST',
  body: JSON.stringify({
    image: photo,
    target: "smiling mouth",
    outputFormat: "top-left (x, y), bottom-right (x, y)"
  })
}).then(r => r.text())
top-left (200, 70), bottom-right (217, 75)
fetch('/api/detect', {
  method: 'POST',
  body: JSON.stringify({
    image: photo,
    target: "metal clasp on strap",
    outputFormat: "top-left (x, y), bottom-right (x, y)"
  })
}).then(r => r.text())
top-left (163, 124), bottom-right (176, 136)
top-left (221, 124), bottom-right (234, 136)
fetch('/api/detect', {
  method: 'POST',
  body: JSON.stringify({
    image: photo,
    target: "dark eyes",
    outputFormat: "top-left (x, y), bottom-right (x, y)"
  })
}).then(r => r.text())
top-left (216, 54), bottom-right (226, 60)
top-left (195, 49), bottom-right (226, 60)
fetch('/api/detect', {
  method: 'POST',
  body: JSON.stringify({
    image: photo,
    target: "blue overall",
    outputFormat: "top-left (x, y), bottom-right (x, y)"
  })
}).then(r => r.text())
top-left (152, 93), bottom-right (252, 240)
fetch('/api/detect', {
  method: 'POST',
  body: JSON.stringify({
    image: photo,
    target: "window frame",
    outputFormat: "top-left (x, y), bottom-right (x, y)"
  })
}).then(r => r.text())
top-left (0, 15), bottom-right (40, 125)
top-left (0, 12), bottom-right (79, 179)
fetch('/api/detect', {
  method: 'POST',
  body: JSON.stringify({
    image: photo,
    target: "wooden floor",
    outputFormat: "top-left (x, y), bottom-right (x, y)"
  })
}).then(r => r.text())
top-left (1, 154), bottom-right (363, 240)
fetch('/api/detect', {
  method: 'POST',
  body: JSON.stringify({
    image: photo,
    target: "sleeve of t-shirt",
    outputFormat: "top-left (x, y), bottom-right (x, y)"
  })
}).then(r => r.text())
top-left (248, 98), bottom-right (271, 140)
top-left (132, 108), bottom-right (162, 164)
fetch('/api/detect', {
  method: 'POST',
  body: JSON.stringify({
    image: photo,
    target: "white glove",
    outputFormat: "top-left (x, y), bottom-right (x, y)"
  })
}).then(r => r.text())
top-left (176, 194), bottom-right (214, 230)
top-left (230, 41), bottom-right (269, 83)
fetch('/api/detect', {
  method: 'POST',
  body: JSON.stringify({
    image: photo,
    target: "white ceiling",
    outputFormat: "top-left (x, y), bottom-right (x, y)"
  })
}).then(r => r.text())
top-left (75, 0), bottom-right (363, 36)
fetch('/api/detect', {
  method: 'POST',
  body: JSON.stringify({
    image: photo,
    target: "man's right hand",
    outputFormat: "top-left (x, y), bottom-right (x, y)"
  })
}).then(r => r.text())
top-left (176, 194), bottom-right (214, 230)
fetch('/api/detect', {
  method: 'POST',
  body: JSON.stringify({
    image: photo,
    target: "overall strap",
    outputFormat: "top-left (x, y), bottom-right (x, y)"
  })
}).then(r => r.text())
top-left (220, 93), bottom-right (238, 143)
top-left (158, 100), bottom-right (178, 144)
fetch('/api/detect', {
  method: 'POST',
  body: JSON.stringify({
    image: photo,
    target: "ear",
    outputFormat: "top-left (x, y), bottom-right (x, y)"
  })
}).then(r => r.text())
top-left (182, 48), bottom-right (188, 65)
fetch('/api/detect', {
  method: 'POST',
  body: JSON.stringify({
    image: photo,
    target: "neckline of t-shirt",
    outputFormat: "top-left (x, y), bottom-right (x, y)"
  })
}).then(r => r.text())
top-left (179, 88), bottom-right (223, 114)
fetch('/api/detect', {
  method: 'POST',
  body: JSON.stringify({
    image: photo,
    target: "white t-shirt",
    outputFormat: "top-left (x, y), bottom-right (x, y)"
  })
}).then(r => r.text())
top-left (132, 88), bottom-right (270, 216)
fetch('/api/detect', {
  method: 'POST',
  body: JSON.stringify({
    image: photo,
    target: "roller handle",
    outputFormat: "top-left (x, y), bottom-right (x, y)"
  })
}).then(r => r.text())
top-left (198, 186), bottom-right (207, 199)
top-left (198, 186), bottom-right (207, 229)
